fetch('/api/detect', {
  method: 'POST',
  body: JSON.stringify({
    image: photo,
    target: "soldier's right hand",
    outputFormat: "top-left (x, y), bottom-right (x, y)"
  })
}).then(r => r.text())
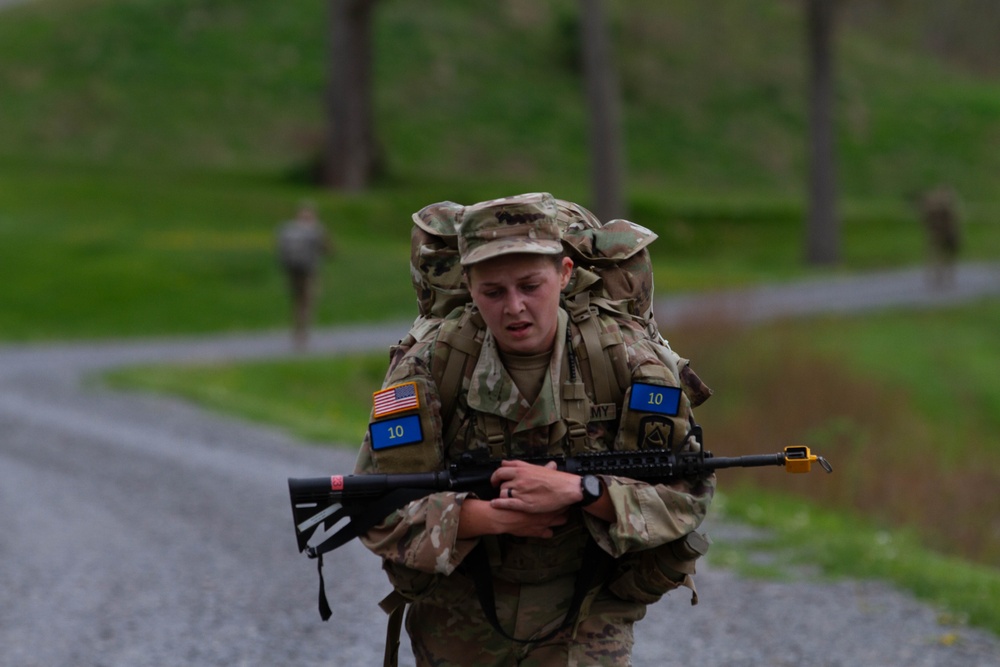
top-left (458, 499), bottom-right (568, 539)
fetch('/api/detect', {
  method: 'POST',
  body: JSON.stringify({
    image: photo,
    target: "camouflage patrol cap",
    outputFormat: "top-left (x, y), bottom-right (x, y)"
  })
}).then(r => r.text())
top-left (457, 192), bottom-right (563, 266)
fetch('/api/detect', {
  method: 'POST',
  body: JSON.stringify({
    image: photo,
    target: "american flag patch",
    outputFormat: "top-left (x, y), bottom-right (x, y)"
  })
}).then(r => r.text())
top-left (372, 382), bottom-right (419, 418)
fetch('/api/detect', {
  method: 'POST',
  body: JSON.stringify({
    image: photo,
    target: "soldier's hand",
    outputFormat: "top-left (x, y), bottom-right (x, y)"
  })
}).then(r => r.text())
top-left (458, 499), bottom-right (567, 539)
top-left (490, 460), bottom-right (583, 514)
top-left (489, 506), bottom-right (569, 539)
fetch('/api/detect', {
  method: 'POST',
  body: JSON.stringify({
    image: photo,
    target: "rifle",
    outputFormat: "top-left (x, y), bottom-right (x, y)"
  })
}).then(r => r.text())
top-left (288, 445), bottom-right (832, 559)
top-left (289, 444), bottom-right (832, 627)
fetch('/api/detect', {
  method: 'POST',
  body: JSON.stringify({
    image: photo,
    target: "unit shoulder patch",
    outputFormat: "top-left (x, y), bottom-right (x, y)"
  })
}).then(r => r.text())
top-left (628, 382), bottom-right (681, 416)
top-left (370, 414), bottom-right (424, 450)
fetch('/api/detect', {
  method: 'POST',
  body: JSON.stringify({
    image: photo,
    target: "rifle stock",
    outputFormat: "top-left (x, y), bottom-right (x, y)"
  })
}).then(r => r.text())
top-left (288, 445), bottom-right (832, 557)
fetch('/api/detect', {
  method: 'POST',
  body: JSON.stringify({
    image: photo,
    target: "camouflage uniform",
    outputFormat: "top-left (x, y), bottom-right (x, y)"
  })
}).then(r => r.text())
top-left (355, 194), bottom-right (715, 666)
top-left (918, 185), bottom-right (962, 288)
top-left (276, 203), bottom-right (332, 350)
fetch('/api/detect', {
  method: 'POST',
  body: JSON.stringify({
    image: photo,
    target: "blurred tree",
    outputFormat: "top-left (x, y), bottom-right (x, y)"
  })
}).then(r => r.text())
top-left (324, 0), bottom-right (381, 191)
top-left (579, 0), bottom-right (627, 220)
top-left (805, 0), bottom-right (841, 265)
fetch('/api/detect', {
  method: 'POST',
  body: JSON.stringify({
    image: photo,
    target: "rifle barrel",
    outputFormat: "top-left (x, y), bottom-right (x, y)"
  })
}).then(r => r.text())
top-left (704, 453), bottom-right (786, 470)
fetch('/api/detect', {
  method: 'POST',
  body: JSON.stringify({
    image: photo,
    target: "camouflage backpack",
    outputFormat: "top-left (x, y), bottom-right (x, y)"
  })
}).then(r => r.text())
top-left (392, 196), bottom-right (711, 435)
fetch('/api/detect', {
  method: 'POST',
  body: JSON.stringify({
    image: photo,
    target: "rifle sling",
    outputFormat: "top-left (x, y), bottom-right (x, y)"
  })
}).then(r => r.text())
top-left (462, 537), bottom-right (615, 644)
top-left (310, 488), bottom-right (432, 621)
top-left (382, 600), bottom-right (405, 667)
top-left (315, 553), bottom-right (333, 621)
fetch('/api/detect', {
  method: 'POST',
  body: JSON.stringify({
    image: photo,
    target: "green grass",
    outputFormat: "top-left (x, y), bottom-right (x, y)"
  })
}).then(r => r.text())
top-left (805, 302), bottom-right (1000, 442)
top-left (3, 1), bottom-right (1000, 340)
top-left (676, 299), bottom-right (1000, 566)
top-left (3, 158), bottom-right (999, 340)
top-left (104, 352), bottom-right (387, 446)
top-left (712, 487), bottom-right (1000, 636)
top-left (5, 0), bottom-right (1000, 196)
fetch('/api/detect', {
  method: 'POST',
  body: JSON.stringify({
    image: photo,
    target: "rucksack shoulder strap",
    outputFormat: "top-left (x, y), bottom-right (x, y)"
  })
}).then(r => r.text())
top-left (433, 306), bottom-right (486, 444)
top-left (562, 285), bottom-right (631, 409)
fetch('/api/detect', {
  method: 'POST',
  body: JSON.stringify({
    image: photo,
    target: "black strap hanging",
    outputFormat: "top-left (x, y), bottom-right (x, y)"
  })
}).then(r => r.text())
top-left (315, 554), bottom-right (332, 621)
top-left (462, 538), bottom-right (614, 644)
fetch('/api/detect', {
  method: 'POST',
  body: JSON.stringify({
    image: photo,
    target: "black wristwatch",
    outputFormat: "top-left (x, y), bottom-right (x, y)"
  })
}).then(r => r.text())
top-left (579, 475), bottom-right (604, 507)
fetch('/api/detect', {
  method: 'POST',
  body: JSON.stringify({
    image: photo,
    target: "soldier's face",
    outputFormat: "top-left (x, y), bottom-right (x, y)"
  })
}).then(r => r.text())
top-left (468, 254), bottom-right (573, 355)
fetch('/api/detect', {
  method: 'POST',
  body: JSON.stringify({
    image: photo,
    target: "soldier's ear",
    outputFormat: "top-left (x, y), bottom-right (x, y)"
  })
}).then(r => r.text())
top-left (559, 257), bottom-right (574, 289)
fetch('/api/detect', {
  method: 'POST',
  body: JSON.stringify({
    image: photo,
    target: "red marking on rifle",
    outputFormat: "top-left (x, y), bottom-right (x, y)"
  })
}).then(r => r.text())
top-left (331, 476), bottom-right (344, 491)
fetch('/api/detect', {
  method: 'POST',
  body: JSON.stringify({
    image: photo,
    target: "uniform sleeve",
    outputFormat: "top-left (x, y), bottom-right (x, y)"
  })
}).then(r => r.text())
top-left (354, 436), bottom-right (480, 577)
top-left (584, 472), bottom-right (716, 558)
top-left (352, 349), bottom-right (481, 585)
top-left (583, 335), bottom-right (716, 558)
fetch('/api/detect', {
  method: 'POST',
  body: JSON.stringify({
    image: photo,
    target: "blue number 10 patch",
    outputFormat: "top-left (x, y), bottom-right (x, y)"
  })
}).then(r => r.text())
top-left (370, 414), bottom-right (423, 450)
top-left (629, 383), bottom-right (681, 416)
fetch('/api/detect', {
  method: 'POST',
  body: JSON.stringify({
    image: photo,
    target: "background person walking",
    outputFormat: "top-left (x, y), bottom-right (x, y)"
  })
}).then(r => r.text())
top-left (276, 202), bottom-right (332, 350)
top-left (918, 185), bottom-right (962, 289)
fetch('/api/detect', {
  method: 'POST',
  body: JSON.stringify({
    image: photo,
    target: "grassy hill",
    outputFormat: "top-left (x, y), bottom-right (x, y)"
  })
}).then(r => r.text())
top-left (1, 0), bottom-right (999, 339)
top-left (4, 0), bottom-right (1000, 193)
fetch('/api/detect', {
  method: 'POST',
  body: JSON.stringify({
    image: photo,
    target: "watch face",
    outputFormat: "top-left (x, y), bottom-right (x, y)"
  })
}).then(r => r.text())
top-left (583, 475), bottom-right (601, 499)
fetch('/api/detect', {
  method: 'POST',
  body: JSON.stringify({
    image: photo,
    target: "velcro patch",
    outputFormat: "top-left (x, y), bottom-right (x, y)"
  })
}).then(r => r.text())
top-left (638, 416), bottom-right (674, 450)
top-left (370, 414), bottom-right (423, 450)
top-left (373, 382), bottom-right (419, 418)
top-left (628, 383), bottom-right (681, 416)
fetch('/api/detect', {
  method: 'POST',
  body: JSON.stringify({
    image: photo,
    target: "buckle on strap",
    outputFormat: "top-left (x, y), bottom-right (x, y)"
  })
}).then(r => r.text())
top-left (567, 292), bottom-right (593, 323)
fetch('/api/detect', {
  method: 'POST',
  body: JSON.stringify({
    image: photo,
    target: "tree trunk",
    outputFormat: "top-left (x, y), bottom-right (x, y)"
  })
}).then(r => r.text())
top-left (579, 0), bottom-right (627, 220)
top-left (805, 0), bottom-right (840, 265)
top-left (324, 0), bottom-right (379, 191)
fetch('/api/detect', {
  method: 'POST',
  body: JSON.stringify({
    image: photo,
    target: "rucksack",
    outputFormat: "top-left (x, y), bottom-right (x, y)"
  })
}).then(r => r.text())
top-left (393, 196), bottom-right (711, 427)
top-left (409, 198), bottom-right (655, 325)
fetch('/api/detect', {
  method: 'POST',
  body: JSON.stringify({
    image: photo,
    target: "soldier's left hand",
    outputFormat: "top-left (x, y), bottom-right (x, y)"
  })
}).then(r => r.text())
top-left (489, 460), bottom-right (582, 514)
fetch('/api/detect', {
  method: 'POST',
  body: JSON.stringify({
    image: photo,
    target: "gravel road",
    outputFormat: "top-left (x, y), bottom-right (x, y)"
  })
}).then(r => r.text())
top-left (2, 265), bottom-right (999, 666)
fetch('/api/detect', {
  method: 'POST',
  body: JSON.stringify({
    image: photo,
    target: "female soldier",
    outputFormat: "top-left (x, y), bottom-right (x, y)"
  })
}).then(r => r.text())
top-left (355, 193), bottom-right (715, 666)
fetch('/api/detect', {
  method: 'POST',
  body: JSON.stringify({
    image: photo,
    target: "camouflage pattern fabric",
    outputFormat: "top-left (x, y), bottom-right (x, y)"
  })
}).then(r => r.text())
top-left (276, 219), bottom-right (329, 271)
top-left (456, 193), bottom-right (564, 266)
top-left (354, 307), bottom-right (715, 665)
top-left (409, 193), bottom-right (658, 325)
top-left (355, 193), bottom-right (715, 665)
top-left (406, 577), bottom-right (646, 666)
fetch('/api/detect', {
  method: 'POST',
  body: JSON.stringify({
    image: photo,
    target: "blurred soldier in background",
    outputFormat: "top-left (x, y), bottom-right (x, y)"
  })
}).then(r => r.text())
top-left (276, 202), bottom-right (332, 350)
top-left (918, 185), bottom-right (962, 289)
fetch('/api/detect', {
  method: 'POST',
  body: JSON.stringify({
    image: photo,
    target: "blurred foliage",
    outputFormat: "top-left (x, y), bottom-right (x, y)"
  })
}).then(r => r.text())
top-left (1, 0), bottom-right (999, 198)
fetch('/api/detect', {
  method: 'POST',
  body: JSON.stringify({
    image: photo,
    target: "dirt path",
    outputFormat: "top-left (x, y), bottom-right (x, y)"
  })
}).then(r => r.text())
top-left (654, 261), bottom-right (1000, 327)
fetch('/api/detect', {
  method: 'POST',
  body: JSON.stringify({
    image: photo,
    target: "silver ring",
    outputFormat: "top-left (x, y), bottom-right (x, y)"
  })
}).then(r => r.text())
top-left (507, 488), bottom-right (514, 499)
